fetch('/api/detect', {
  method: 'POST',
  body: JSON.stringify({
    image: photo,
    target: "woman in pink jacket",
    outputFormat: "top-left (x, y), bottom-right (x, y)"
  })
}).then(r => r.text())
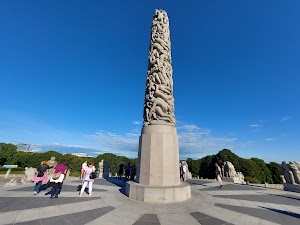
top-left (32, 160), bottom-right (50, 195)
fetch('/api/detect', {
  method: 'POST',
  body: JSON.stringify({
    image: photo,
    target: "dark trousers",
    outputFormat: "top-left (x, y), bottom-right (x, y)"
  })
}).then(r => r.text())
top-left (50, 187), bottom-right (60, 196)
top-left (180, 173), bottom-right (185, 181)
top-left (50, 182), bottom-right (62, 196)
top-left (34, 181), bottom-right (42, 192)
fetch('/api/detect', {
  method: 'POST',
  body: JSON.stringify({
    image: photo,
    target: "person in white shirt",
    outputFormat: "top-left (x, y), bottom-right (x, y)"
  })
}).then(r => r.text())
top-left (79, 161), bottom-right (96, 197)
top-left (182, 162), bottom-right (187, 181)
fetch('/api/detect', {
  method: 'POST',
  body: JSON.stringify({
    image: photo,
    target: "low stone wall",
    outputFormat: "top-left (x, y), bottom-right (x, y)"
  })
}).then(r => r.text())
top-left (250, 183), bottom-right (284, 190)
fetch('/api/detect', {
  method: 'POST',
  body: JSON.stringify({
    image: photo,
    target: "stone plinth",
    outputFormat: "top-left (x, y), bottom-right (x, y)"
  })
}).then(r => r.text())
top-left (126, 181), bottom-right (191, 204)
top-left (284, 183), bottom-right (300, 193)
top-left (126, 125), bottom-right (191, 203)
top-left (137, 125), bottom-right (180, 186)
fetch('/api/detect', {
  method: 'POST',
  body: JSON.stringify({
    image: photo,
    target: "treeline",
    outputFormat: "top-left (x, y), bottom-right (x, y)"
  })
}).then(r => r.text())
top-left (0, 143), bottom-right (137, 176)
top-left (186, 149), bottom-right (283, 184)
top-left (0, 143), bottom-right (283, 184)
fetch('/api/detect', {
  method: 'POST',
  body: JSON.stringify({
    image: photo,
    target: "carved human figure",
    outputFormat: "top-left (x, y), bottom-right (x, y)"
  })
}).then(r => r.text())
top-left (288, 161), bottom-right (300, 184)
top-left (282, 161), bottom-right (295, 184)
top-left (98, 160), bottom-right (104, 178)
top-left (224, 161), bottom-right (237, 178)
top-left (21, 167), bottom-right (37, 184)
top-left (143, 9), bottom-right (175, 126)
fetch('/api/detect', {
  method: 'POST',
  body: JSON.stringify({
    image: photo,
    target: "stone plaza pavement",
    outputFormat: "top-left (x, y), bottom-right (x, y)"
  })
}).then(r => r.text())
top-left (0, 178), bottom-right (299, 225)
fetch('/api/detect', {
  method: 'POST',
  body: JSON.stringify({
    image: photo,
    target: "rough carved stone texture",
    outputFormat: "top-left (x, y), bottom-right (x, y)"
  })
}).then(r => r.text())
top-left (143, 9), bottom-right (175, 126)
top-left (223, 161), bottom-right (245, 184)
top-left (282, 161), bottom-right (300, 185)
top-left (21, 167), bottom-right (37, 184)
top-left (224, 161), bottom-right (237, 178)
top-left (98, 159), bottom-right (104, 178)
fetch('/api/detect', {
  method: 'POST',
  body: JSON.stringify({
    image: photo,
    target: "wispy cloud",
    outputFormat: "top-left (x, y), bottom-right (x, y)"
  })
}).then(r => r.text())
top-left (281, 117), bottom-right (292, 122)
top-left (132, 121), bottom-right (142, 125)
top-left (88, 130), bottom-right (139, 157)
top-left (86, 123), bottom-right (239, 159)
top-left (264, 138), bottom-right (276, 141)
top-left (29, 143), bottom-right (102, 155)
top-left (250, 124), bottom-right (262, 128)
top-left (177, 123), bottom-right (238, 158)
top-left (0, 111), bottom-right (242, 159)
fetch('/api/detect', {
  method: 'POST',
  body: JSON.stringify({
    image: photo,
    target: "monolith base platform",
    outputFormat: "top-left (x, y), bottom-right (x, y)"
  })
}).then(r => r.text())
top-left (126, 125), bottom-right (191, 203)
top-left (126, 181), bottom-right (191, 203)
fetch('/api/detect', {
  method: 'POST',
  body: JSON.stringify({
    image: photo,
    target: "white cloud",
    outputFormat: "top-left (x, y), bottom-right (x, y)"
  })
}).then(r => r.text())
top-left (132, 121), bottom-right (142, 125)
top-left (281, 117), bottom-right (292, 122)
top-left (264, 138), bottom-right (276, 141)
top-left (85, 123), bottom-right (239, 159)
top-left (89, 130), bottom-right (139, 156)
top-left (177, 123), bottom-right (238, 158)
top-left (250, 124), bottom-right (262, 127)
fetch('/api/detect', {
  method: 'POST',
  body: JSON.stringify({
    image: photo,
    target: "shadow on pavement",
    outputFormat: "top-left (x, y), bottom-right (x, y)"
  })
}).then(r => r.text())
top-left (260, 206), bottom-right (300, 219)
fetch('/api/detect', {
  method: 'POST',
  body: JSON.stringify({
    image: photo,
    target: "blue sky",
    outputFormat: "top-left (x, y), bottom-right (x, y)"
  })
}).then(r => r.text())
top-left (0, 1), bottom-right (299, 162)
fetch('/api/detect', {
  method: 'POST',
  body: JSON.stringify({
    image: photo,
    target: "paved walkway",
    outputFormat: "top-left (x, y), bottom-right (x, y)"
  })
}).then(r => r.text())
top-left (0, 178), bottom-right (299, 225)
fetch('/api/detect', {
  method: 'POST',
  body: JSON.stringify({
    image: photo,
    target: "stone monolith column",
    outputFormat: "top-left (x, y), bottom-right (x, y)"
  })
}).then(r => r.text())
top-left (126, 9), bottom-right (191, 203)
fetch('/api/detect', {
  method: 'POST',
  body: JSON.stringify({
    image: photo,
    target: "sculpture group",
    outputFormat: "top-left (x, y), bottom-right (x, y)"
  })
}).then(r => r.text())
top-left (143, 10), bottom-right (175, 126)
top-left (282, 161), bottom-right (300, 193)
top-left (223, 161), bottom-right (245, 184)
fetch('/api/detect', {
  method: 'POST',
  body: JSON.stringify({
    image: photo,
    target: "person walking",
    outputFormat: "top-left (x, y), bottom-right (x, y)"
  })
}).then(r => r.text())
top-left (180, 163), bottom-right (184, 181)
top-left (49, 161), bottom-right (68, 199)
top-left (79, 161), bottom-right (96, 197)
top-left (215, 162), bottom-right (223, 188)
top-left (130, 163), bottom-right (136, 181)
top-left (33, 160), bottom-right (50, 195)
top-left (182, 162), bottom-right (187, 181)
top-left (125, 163), bottom-right (131, 181)
top-left (118, 164), bottom-right (124, 180)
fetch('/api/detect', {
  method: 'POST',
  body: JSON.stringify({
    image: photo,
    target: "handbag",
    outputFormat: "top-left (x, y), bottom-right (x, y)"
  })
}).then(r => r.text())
top-left (90, 172), bottom-right (96, 179)
top-left (52, 171), bottom-right (62, 180)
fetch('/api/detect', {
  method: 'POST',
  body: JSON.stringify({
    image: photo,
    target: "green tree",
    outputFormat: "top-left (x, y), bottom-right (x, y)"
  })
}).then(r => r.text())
top-left (0, 143), bottom-right (18, 165)
top-left (267, 162), bottom-right (283, 184)
top-left (250, 158), bottom-right (273, 183)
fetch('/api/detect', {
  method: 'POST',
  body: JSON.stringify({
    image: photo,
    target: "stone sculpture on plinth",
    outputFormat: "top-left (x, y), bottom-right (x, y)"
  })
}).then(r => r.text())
top-left (98, 160), bottom-right (104, 178)
top-left (282, 161), bottom-right (300, 193)
top-left (126, 9), bottom-right (191, 203)
top-left (223, 161), bottom-right (245, 184)
top-left (181, 161), bottom-right (192, 180)
top-left (21, 167), bottom-right (37, 184)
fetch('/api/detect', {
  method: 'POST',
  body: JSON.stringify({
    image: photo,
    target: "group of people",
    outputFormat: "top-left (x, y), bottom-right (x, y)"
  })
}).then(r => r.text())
top-left (32, 160), bottom-right (96, 198)
top-left (179, 162), bottom-right (223, 188)
top-left (32, 160), bottom-right (68, 198)
top-left (118, 162), bottom-right (136, 181)
top-left (32, 159), bottom-right (224, 198)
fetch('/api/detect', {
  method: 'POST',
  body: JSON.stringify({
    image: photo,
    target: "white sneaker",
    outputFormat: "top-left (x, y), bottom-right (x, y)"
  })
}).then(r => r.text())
top-left (89, 193), bottom-right (92, 196)
top-left (79, 193), bottom-right (82, 197)
top-left (34, 191), bottom-right (37, 195)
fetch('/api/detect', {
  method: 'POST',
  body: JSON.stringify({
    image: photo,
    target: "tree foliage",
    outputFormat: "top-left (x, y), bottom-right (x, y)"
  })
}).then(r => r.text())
top-left (186, 149), bottom-right (283, 184)
top-left (0, 143), bottom-right (283, 184)
top-left (0, 143), bottom-right (137, 176)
